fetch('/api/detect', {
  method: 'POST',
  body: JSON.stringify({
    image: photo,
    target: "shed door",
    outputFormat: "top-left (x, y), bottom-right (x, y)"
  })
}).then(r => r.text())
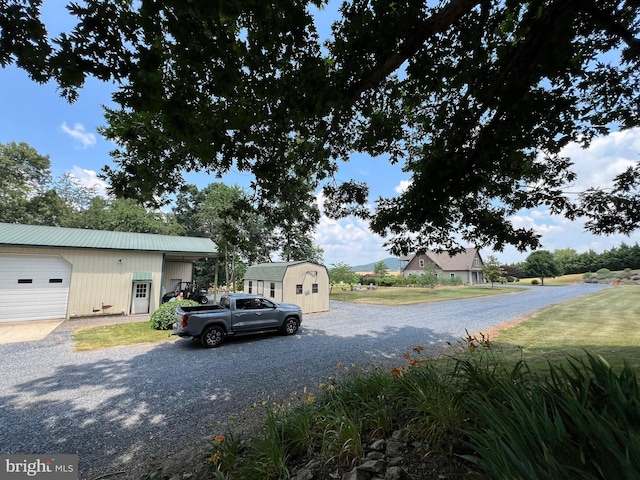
top-left (131, 282), bottom-right (151, 314)
top-left (0, 255), bottom-right (71, 323)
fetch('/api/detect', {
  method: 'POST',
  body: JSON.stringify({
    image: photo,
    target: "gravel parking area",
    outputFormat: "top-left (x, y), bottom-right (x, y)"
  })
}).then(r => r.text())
top-left (0, 284), bottom-right (607, 479)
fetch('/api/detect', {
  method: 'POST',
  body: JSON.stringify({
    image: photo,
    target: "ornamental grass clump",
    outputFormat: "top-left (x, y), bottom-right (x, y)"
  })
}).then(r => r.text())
top-left (460, 352), bottom-right (640, 479)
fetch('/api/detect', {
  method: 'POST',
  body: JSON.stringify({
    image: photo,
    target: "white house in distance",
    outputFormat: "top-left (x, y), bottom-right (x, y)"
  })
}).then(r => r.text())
top-left (0, 223), bottom-right (217, 323)
top-left (400, 248), bottom-right (485, 284)
top-left (243, 261), bottom-right (329, 314)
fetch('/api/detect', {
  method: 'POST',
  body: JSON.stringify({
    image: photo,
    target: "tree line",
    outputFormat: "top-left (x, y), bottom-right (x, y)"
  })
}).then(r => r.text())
top-left (0, 141), bottom-right (323, 290)
top-left (502, 244), bottom-right (640, 280)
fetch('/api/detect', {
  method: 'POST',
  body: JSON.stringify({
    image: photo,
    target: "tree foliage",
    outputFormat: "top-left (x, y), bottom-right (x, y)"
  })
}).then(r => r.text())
top-left (482, 255), bottom-right (506, 288)
top-left (373, 260), bottom-right (388, 276)
top-left (2, 1), bottom-right (639, 255)
top-left (421, 262), bottom-right (438, 291)
top-left (329, 262), bottom-right (359, 286)
top-left (524, 250), bottom-right (563, 285)
top-left (0, 141), bottom-right (52, 223)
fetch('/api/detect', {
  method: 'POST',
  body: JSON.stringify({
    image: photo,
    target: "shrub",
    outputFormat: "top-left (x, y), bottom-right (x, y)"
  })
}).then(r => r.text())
top-left (149, 299), bottom-right (198, 330)
top-left (531, 279), bottom-right (539, 285)
top-left (440, 277), bottom-right (463, 287)
top-left (596, 268), bottom-right (612, 279)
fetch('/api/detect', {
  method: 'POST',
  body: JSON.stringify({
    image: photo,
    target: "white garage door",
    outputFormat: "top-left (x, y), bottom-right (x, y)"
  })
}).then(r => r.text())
top-left (0, 255), bottom-right (71, 323)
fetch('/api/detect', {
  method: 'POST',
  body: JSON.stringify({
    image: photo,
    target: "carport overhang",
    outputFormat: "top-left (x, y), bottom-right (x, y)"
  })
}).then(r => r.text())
top-left (164, 252), bottom-right (216, 262)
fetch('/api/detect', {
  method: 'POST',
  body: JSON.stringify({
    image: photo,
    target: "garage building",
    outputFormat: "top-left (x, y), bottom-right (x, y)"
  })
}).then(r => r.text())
top-left (0, 223), bottom-right (217, 323)
top-left (243, 261), bottom-right (329, 314)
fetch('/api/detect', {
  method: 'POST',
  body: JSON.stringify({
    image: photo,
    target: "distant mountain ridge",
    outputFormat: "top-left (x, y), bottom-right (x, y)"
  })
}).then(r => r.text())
top-left (351, 257), bottom-right (402, 272)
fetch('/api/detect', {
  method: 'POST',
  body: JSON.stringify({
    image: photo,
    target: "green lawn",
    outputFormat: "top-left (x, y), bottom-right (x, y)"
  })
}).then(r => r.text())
top-left (72, 321), bottom-right (173, 351)
top-left (330, 285), bottom-right (519, 305)
top-left (492, 286), bottom-right (640, 371)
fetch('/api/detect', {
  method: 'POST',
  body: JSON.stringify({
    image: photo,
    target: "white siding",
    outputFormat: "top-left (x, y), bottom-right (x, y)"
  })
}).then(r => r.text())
top-left (282, 263), bottom-right (330, 314)
top-left (0, 254), bottom-right (71, 322)
top-left (0, 247), bottom-right (165, 318)
top-left (162, 262), bottom-right (194, 294)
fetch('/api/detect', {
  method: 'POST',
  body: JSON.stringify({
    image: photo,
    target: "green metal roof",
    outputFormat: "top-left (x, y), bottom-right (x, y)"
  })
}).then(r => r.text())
top-left (244, 261), bottom-right (307, 282)
top-left (132, 272), bottom-right (153, 281)
top-left (0, 223), bottom-right (217, 255)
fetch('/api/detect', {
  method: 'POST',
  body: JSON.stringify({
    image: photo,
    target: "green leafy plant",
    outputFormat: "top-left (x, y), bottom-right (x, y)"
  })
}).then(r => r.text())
top-left (460, 352), bottom-right (640, 479)
top-left (149, 299), bottom-right (198, 330)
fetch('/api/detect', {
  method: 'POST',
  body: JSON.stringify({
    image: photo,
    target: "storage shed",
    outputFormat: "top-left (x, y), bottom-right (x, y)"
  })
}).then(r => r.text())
top-left (243, 261), bottom-right (329, 314)
top-left (0, 223), bottom-right (217, 323)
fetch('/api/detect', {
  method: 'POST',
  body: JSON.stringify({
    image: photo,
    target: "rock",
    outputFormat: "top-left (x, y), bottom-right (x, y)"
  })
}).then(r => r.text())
top-left (293, 467), bottom-right (315, 480)
top-left (365, 451), bottom-right (385, 460)
top-left (385, 466), bottom-right (404, 480)
top-left (370, 439), bottom-right (386, 451)
top-left (391, 429), bottom-right (409, 441)
top-left (342, 466), bottom-right (370, 480)
top-left (385, 440), bottom-right (405, 457)
top-left (358, 459), bottom-right (386, 474)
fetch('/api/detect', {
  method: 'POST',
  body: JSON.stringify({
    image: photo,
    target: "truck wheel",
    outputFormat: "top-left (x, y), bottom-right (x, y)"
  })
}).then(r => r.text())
top-left (199, 295), bottom-right (209, 304)
top-left (201, 326), bottom-right (224, 348)
top-left (281, 317), bottom-right (299, 335)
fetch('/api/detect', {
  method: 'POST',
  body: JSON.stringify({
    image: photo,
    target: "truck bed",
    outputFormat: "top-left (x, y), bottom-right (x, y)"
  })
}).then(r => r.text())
top-left (178, 304), bottom-right (226, 313)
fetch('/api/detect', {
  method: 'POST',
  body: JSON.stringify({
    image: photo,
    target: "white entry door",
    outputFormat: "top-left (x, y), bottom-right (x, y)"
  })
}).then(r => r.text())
top-left (131, 282), bottom-right (150, 314)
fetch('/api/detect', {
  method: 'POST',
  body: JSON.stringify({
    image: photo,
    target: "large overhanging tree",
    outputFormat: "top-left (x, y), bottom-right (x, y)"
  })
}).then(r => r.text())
top-left (1, 0), bottom-right (639, 255)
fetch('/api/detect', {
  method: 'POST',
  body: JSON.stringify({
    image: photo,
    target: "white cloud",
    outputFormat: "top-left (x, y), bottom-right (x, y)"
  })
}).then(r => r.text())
top-left (395, 179), bottom-right (412, 193)
top-left (69, 166), bottom-right (109, 197)
top-left (60, 122), bottom-right (97, 149)
top-left (315, 215), bottom-right (390, 267)
top-left (314, 191), bottom-right (389, 266)
top-left (561, 128), bottom-right (640, 191)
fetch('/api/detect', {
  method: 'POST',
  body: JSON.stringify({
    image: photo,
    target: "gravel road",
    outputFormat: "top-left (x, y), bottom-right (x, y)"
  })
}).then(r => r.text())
top-left (0, 284), bottom-right (607, 479)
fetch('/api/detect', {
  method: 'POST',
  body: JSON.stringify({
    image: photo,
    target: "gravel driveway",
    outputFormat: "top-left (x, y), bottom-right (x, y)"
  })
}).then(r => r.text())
top-left (0, 284), bottom-right (607, 479)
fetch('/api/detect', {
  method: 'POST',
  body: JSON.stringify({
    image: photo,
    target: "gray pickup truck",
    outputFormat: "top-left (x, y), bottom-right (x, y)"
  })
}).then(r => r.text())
top-left (173, 293), bottom-right (303, 348)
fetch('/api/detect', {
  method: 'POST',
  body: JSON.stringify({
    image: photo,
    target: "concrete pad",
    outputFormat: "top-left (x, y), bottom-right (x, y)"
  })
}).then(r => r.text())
top-left (0, 319), bottom-right (64, 344)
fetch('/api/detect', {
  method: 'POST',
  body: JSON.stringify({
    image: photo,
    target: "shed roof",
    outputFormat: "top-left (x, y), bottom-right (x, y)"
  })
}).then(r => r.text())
top-left (244, 261), bottom-right (311, 282)
top-left (0, 223), bottom-right (217, 255)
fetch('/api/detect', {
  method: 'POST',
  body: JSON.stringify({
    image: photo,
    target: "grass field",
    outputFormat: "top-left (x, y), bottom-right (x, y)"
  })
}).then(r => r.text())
top-left (518, 273), bottom-right (586, 285)
top-left (329, 285), bottom-right (519, 304)
top-left (491, 285), bottom-right (640, 371)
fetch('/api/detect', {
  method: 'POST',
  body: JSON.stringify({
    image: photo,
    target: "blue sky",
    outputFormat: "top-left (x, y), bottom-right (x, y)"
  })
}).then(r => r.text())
top-left (2, 3), bottom-right (640, 268)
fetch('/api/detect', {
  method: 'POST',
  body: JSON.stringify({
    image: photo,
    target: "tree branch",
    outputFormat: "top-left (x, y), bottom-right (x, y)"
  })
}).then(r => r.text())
top-left (352, 0), bottom-right (481, 95)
